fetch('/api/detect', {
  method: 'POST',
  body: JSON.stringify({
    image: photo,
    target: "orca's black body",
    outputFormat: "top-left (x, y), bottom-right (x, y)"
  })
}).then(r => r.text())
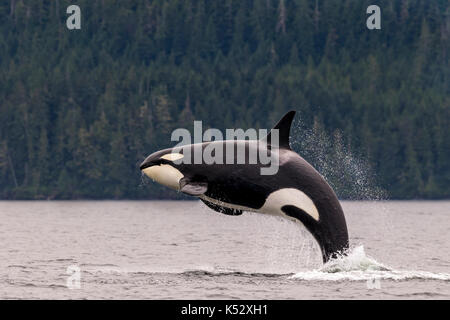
top-left (140, 111), bottom-right (349, 262)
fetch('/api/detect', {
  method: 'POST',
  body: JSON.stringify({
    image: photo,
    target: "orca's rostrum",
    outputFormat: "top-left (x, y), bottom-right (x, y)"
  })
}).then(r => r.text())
top-left (140, 111), bottom-right (349, 262)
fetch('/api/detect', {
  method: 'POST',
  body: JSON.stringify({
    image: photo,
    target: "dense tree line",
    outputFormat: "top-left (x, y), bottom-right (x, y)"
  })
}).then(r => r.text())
top-left (0, 0), bottom-right (448, 199)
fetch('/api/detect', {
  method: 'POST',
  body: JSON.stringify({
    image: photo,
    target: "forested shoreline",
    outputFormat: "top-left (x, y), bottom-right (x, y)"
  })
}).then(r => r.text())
top-left (0, 0), bottom-right (448, 200)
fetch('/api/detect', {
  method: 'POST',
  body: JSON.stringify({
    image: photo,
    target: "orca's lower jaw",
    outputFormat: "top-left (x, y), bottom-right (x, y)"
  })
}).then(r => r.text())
top-left (140, 163), bottom-right (184, 191)
top-left (281, 205), bottom-right (349, 264)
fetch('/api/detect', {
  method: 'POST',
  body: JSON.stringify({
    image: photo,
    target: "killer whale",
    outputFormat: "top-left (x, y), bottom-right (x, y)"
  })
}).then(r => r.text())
top-left (140, 111), bottom-right (349, 262)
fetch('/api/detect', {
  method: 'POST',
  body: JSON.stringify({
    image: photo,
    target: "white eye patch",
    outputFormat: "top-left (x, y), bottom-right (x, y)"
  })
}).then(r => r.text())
top-left (160, 153), bottom-right (184, 161)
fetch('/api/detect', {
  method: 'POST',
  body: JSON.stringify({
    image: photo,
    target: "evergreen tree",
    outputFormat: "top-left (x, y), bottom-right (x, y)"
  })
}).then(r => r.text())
top-left (0, 0), bottom-right (448, 200)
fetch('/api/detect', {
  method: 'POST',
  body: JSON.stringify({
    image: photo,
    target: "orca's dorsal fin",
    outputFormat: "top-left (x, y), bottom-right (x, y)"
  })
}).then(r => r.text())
top-left (261, 110), bottom-right (296, 149)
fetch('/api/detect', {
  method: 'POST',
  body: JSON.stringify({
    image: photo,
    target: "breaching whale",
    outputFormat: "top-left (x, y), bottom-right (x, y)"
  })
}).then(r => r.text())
top-left (140, 111), bottom-right (349, 262)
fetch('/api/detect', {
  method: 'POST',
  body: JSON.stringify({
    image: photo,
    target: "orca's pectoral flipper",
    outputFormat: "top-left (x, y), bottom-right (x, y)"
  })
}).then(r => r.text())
top-left (200, 199), bottom-right (243, 216)
top-left (179, 178), bottom-right (208, 196)
top-left (261, 110), bottom-right (296, 149)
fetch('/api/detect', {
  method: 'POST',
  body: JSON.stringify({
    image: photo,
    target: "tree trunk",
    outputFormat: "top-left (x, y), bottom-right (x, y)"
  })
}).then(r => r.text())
top-left (7, 148), bottom-right (18, 188)
top-left (10, 0), bottom-right (16, 17)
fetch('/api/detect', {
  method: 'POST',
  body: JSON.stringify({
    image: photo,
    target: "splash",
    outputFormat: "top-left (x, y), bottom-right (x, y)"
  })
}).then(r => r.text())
top-left (321, 245), bottom-right (390, 273)
top-left (291, 246), bottom-right (450, 281)
top-left (290, 114), bottom-right (387, 200)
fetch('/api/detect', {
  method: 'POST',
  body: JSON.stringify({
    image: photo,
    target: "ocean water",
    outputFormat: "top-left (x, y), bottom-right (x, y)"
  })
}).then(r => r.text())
top-left (0, 200), bottom-right (449, 299)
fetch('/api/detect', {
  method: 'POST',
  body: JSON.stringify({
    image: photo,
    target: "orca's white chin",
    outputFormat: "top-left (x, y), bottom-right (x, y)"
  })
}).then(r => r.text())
top-left (142, 165), bottom-right (184, 191)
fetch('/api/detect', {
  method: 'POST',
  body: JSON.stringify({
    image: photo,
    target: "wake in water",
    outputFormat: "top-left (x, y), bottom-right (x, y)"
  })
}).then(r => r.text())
top-left (81, 246), bottom-right (450, 283)
top-left (291, 246), bottom-right (450, 282)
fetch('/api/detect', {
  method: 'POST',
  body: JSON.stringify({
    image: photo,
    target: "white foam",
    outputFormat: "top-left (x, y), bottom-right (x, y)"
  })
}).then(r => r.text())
top-left (291, 246), bottom-right (450, 281)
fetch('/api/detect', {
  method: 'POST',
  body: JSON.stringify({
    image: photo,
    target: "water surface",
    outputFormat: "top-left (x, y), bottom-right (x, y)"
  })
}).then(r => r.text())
top-left (0, 200), bottom-right (449, 299)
